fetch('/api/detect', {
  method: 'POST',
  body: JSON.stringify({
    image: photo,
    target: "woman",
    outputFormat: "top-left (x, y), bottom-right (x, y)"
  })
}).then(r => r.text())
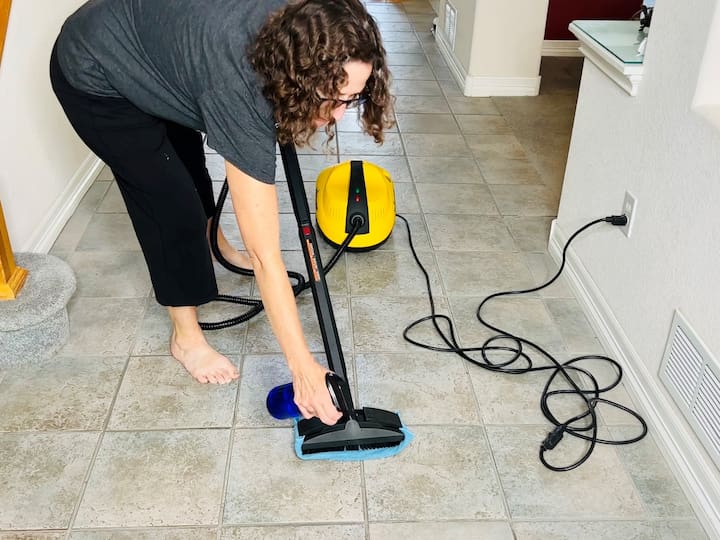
top-left (50, 0), bottom-right (393, 426)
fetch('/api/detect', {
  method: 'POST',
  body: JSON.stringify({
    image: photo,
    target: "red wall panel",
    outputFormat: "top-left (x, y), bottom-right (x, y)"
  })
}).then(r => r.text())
top-left (545, 0), bottom-right (643, 40)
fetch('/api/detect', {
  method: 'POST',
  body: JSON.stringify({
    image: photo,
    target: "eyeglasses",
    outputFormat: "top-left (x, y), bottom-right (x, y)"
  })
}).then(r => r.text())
top-left (319, 93), bottom-right (369, 110)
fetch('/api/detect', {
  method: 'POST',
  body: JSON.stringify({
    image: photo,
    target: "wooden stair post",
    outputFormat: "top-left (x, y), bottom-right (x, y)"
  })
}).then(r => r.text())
top-left (0, 200), bottom-right (28, 300)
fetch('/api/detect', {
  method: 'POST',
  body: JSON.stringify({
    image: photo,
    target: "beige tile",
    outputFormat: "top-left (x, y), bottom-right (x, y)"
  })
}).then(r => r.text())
top-left (70, 529), bottom-right (217, 539)
top-left (0, 356), bottom-right (125, 431)
top-left (402, 133), bottom-right (472, 157)
top-left (521, 253), bottom-right (576, 299)
top-left (512, 521), bottom-right (657, 539)
top-left (387, 53), bottom-right (430, 67)
top-left (377, 213), bottom-right (432, 252)
top-left (487, 425), bottom-right (645, 519)
top-left (244, 295), bottom-right (352, 354)
top-left (61, 297), bottom-right (146, 357)
top-left (377, 21), bottom-right (413, 33)
top-left (352, 296), bottom-right (451, 353)
top-left (96, 181), bottom-right (126, 213)
top-left (223, 428), bottom-right (363, 524)
top-left (478, 159), bottom-right (543, 185)
top-left (74, 430), bottom-right (229, 527)
top-left (364, 425), bottom-right (506, 520)
top-left (382, 32), bottom-right (421, 43)
top-left (337, 132), bottom-right (404, 155)
top-left (439, 79), bottom-right (463, 97)
top-left (654, 521), bottom-right (710, 539)
top-left (416, 183), bottom-right (498, 214)
top-left (356, 352), bottom-right (481, 425)
top-left (407, 156), bottom-right (484, 184)
top-left (475, 296), bottom-right (567, 352)
top-left (447, 97), bottom-right (500, 115)
top-left (426, 52), bottom-right (447, 68)
top-left (424, 214), bottom-right (515, 251)
top-left (108, 356), bottom-right (239, 429)
top-left (469, 363), bottom-right (588, 426)
top-left (338, 155), bottom-right (412, 183)
top-left (436, 251), bottom-right (535, 296)
top-left (66, 251), bottom-right (152, 298)
top-left (0, 432), bottom-right (99, 529)
top-left (294, 132), bottom-right (337, 155)
top-left (391, 79), bottom-right (442, 96)
top-left (489, 184), bottom-right (560, 217)
top-left (506, 217), bottom-right (554, 252)
top-left (274, 153), bottom-right (339, 181)
top-left (346, 250), bottom-right (441, 296)
top-left (2, 527), bottom-right (65, 540)
top-left (396, 113), bottom-right (459, 133)
top-left (205, 152), bottom-right (226, 180)
top-left (394, 181), bottom-right (422, 213)
top-left (456, 115), bottom-right (512, 135)
top-left (467, 134), bottom-right (528, 161)
top-left (610, 426), bottom-right (697, 519)
top-left (76, 214), bottom-right (141, 252)
top-left (97, 164), bottom-right (115, 181)
top-left (220, 525), bottom-right (365, 540)
top-left (431, 65), bottom-right (453, 81)
top-left (50, 182), bottom-right (112, 254)
top-left (393, 95), bottom-right (450, 114)
top-left (388, 65), bottom-right (435, 79)
top-left (446, 295), bottom-right (504, 350)
top-left (369, 521), bottom-right (514, 540)
top-left (544, 297), bottom-right (602, 353)
top-left (385, 43), bottom-right (421, 56)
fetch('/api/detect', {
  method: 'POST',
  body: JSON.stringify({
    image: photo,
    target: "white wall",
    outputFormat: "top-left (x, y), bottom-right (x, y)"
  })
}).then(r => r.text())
top-left (0, 0), bottom-right (101, 253)
top-left (435, 0), bottom-right (548, 96)
top-left (554, 0), bottom-right (720, 533)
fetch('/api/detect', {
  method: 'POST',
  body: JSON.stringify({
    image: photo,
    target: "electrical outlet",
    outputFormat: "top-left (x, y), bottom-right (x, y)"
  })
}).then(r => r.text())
top-left (621, 191), bottom-right (637, 237)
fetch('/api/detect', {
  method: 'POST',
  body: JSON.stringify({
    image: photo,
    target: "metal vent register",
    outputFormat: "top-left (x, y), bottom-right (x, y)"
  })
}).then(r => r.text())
top-left (659, 310), bottom-right (720, 468)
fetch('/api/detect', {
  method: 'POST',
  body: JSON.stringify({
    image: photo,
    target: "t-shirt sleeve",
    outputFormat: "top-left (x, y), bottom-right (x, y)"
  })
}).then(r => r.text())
top-left (198, 86), bottom-right (277, 184)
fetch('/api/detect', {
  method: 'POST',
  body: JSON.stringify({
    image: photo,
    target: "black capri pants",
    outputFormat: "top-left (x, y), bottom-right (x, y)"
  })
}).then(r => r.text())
top-left (50, 44), bottom-right (218, 307)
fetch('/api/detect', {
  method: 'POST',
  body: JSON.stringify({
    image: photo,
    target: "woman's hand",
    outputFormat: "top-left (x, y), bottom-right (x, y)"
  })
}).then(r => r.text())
top-left (291, 359), bottom-right (342, 426)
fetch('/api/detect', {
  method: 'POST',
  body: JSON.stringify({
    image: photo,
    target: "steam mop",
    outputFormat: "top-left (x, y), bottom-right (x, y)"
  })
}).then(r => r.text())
top-left (278, 143), bottom-right (411, 460)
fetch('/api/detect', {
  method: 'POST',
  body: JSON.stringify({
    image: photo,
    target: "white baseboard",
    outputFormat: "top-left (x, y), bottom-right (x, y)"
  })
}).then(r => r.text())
top-left (435, 30), bottom-right (541, 97)
top-left (25, 153), bottom-right (103, 253)
top-left (549, 219), bottom-right (720, 538)
top-left (543, 39), bottom-right (582, 57)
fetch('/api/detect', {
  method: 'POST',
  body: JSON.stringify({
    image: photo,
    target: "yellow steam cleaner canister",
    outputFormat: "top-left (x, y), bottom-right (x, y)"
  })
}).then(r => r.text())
top-left (315, 160), bottom-right (396, 251)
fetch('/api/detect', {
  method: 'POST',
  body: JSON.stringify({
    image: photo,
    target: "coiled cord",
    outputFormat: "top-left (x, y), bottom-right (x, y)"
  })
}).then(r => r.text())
top-left (398, 214), bottom-right (648, 471)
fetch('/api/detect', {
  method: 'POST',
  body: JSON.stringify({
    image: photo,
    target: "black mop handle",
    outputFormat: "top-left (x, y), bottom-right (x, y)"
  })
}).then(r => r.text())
top-left (279, 143), bottom-right (355, 411)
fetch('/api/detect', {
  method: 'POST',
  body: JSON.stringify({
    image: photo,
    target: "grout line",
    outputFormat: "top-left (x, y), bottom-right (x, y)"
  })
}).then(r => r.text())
top-left (64, 353), bottom-right (132, 537)
top-left (215, 353), bottom-right (245, 538)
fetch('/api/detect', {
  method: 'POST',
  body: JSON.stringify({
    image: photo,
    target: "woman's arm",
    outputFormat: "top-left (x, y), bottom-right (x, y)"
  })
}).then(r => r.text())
top-left (225, 160), bottom-right (341, 426)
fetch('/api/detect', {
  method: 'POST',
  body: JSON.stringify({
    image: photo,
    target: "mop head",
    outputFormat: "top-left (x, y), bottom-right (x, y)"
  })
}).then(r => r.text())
top-left (293, 414), bottom-right (414, 461)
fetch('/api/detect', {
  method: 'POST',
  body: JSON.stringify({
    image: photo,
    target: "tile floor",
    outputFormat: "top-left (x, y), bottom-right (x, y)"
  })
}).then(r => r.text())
top-left (0, 1), bottom-right (710, 538)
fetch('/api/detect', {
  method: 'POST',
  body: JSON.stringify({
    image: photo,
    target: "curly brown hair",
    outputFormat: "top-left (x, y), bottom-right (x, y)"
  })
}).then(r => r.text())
top-left (250, 0), bottom-right (394, 147)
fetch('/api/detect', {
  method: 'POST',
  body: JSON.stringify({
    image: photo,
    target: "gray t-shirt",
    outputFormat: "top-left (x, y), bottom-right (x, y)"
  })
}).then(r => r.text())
top-left (56, 0), bottom-right (287, 183)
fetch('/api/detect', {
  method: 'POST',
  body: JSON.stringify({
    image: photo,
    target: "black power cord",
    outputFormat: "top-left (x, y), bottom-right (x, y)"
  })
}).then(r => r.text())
top-left (200, 179), bottom-right (362, 330)
top-left (398, 213), bottom-right (648, 471)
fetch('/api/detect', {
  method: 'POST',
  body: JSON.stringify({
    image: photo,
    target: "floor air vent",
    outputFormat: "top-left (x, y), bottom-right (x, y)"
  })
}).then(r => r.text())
top-left (659, 310), bottom-right (720, 467)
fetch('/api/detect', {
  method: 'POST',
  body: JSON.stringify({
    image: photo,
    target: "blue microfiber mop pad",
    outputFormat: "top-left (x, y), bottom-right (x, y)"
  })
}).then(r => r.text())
top-left (293, 418), bottom-right (414, 461)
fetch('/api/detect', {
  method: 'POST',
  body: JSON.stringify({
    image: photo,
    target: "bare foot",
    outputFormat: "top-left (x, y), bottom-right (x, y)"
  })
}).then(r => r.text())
top-left (170, 331), bottom-right (239, 384)
top-left (208, 220), bottom-right (253, 270)
top-left (215, 245), bottom-right (252, 270)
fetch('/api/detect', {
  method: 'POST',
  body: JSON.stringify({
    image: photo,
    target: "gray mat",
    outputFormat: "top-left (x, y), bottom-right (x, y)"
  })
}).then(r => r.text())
top-left (0, 253), bottom-right (76, 366)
